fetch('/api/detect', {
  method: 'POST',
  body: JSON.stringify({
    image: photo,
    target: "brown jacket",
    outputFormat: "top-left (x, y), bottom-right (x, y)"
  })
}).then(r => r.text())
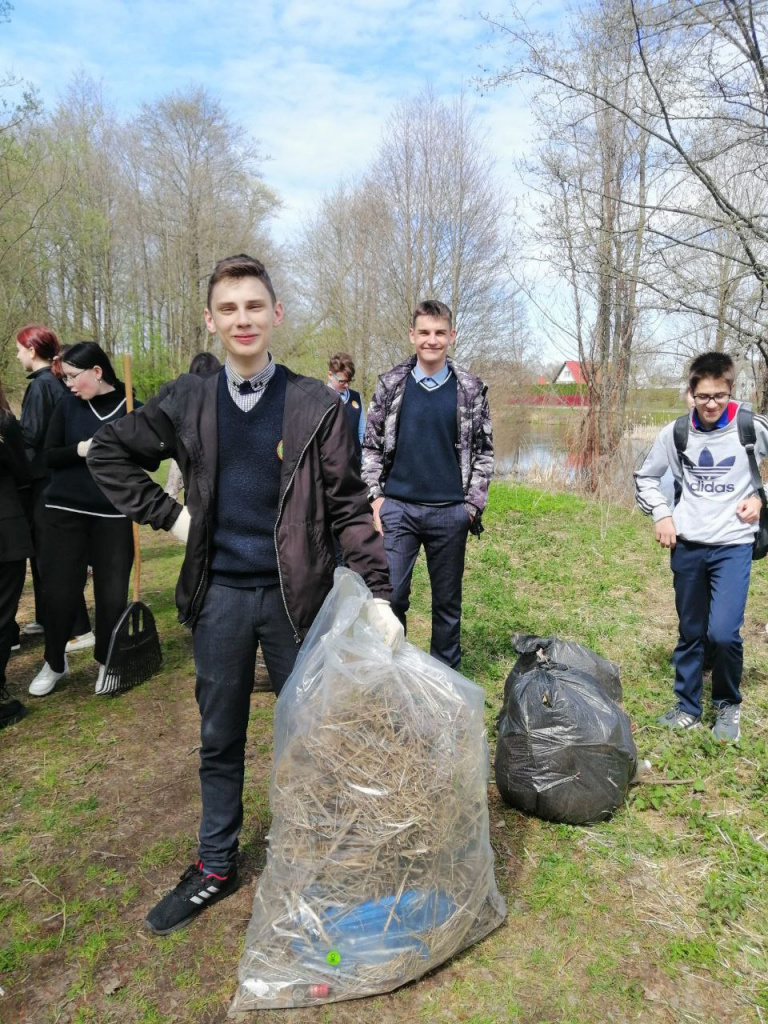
top-left (87, 368), bottom-right (391, 638)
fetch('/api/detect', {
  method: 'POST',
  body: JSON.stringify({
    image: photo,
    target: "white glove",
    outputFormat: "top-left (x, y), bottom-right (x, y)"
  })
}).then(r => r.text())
top-left (77, 439), bottom-right (93, 458)
top-left (363, 599), bottom-right (404, 652)
top-left (170, 505), bottom-right (191, 544)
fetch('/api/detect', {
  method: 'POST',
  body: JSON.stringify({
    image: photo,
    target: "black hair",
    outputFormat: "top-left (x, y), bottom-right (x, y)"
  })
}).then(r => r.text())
top-left (59, 342), bottom-right (120, 387)
top-left (688, 352), bottom-right (735, 393)
top-left (188, 352), bottom-right (222, 377)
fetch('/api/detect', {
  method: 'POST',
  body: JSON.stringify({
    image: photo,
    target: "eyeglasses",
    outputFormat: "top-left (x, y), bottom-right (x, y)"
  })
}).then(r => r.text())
top-left (330, 372), bottom-right (351, 387)
top-left (63, 368), bottom-right (90, 384)
top-left (693, 392), bottom-right (731, 406)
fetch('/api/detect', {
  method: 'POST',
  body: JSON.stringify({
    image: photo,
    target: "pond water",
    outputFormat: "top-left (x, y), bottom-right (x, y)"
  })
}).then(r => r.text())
top-left (493, 412), bottom-right (577, 480)
top-left (493, 409), bottom-right (674, 501)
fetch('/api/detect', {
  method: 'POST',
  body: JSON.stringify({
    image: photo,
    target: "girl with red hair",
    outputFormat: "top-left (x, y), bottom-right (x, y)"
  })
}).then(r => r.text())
top-left (16, 326), bottom-right (91, 645)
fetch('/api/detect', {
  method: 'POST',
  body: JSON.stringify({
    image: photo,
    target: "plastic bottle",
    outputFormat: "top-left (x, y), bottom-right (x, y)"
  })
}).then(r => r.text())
top-left (291, 984), bottom-right (331, 1000)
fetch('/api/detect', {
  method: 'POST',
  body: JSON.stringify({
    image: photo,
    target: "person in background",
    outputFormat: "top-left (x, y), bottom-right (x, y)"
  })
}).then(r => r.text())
top-left (362, 300), bottom-right (494, 670)
top-left (326, 352), bottom-right (366, 565)
top-left (165, 352), bottom-right (222, 500)
top-left (16, 325), bottom-right (92, 650)
top-left (27, 343), bottom-right (143, 698)
top-left (0, 378), bottom-right (33, 728)
top-left (635, 351), bottom-right (768, 742)
top-left (327, 352), bottom-right (365, 462)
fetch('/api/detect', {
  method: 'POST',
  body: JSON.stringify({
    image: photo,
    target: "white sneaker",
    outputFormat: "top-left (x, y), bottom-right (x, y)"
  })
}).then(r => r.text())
top-left (94, 664), bottom-right (108, 695)
top-left (65, 631), bottom-right (96, 653)
top-left (22, 621), bottom-right (45, 636)
top-left (29, 659), bottom-right (69, 697)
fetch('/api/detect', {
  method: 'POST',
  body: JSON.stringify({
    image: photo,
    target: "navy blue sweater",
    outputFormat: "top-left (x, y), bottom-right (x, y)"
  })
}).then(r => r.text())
top-left (211, 366), bottom-right (286, 587)
top-left (384, 373), bottom-right (463, 503)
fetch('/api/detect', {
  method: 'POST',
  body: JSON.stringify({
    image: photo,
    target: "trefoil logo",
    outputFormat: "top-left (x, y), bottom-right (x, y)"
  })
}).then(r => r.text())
top-left (686, 448), bottom-right (735, 494)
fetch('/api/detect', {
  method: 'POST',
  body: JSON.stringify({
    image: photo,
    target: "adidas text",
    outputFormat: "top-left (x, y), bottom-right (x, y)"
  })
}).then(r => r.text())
top-left (688, 479), bottom-right (735, 494)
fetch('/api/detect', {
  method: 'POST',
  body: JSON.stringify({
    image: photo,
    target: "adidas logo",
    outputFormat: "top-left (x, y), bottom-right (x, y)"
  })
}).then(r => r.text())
top-left (685, 448), bottom-right (736, 493)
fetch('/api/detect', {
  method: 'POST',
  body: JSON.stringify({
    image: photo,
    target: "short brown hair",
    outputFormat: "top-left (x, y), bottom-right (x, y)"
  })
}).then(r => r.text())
top-left (412, 299), bottom-right (452, 329)
top-left (688, 352), bottom-right (735, 393)
top-left (206, 254), bottom-right (277, 309)
top-left (328, 352), bottom-right (355, 380)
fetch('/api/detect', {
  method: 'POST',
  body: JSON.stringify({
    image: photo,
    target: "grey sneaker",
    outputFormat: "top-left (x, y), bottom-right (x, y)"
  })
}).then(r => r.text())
top-left (712, 703), bottom-right (741, 743)
top-left (657, 705), bottom-right (701, 730)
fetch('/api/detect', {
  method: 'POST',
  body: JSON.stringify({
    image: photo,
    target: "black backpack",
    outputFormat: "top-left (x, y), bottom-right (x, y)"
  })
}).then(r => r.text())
top-left (672, 406), bottom-right (768, 560)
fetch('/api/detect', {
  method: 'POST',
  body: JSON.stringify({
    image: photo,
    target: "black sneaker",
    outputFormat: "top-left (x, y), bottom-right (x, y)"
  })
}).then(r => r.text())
top-left (0, 698), bottom-right (27, 729)
top-left (145, 860), bottom-right (239, 935)
top-left (0, 684), bottom-right (27, 729)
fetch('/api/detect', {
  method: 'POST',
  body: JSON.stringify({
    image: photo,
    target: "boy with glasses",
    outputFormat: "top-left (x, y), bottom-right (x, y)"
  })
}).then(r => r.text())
top-left (635, 352), bottom-right (768, 741)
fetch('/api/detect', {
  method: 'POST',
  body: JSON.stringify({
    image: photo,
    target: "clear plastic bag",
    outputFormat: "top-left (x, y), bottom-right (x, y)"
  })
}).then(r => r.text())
top-left (230, 570), bottom-right (506, 1013)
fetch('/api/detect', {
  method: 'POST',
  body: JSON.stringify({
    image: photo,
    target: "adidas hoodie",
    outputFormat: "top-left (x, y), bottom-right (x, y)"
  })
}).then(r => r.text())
top-left (634, 402), bottom-right (768, 546)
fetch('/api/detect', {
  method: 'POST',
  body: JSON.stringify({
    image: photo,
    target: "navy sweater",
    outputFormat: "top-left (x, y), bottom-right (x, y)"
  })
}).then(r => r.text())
top-left (384, 373), bottom-right (464, 503)
top-left (211, 366), bottom-right (286, 587)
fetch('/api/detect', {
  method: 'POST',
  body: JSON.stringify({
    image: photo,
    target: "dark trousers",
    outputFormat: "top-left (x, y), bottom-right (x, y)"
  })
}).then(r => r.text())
top-left (671, 539), bottom-right (752, 717)
top-left (41, 507), bottom-right (133, 672)
top-left (193, 582), bottom-right (299, 874)
top-left (0, 561), bottom-right (26, 687)
top-left (27, 480), bottom-right (90, 633)
top-left (379, 498), bottom-right (470, 669)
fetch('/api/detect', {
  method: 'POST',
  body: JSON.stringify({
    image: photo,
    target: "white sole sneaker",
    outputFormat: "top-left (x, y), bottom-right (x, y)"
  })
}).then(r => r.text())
top-left (94, 664), bottom-right (107, 695)
top-left (22, 621), bottom-right (45, 636)
top-left (65, 631), bottom-right (96, 653)
top-left (29, 659), bottom-right (69, 697)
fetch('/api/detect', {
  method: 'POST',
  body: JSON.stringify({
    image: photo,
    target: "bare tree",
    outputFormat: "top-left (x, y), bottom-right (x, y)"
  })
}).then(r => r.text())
top-left (483, 0), bottom-right (655, 483)
top-left (484, 0), bottom-right (768, 405)
top-left (32, 75), bottom-right (126, 350)
top-left (0, 81), bottom-right (64, 393)
top-left (628, 0), bottom-right (768, 400)
top-left (293, 88), bottom-right (518, 389)
top-left (368, 89), bottom-right (513, 363)
top-left (130, 86), bottom-right (279, 366)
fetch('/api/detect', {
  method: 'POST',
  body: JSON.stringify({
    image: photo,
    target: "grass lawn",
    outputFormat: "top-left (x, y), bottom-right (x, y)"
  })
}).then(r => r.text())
top-left (2, 481), bottom-right (767, 1023)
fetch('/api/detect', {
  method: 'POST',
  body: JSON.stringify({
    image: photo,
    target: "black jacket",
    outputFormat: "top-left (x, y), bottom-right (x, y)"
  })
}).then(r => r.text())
top-left (44, 390), bottom-right (136, 516)
top-left (87, 368), bottom-right (391, 636)
top-left (19, 367), bottom-right (67, 480)
top-left (0, 413), bottom-right (34, 562)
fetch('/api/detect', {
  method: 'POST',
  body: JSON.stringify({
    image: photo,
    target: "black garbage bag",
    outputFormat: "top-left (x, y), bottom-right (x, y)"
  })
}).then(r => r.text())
top-left (507, 634), bottom-right (622, 703)
top-left (495, 661), bottom-right (637, 825)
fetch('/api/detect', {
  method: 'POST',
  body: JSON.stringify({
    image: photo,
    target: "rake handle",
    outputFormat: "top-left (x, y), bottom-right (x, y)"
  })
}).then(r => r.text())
top-left (123, 354), bottom-right (141, 604)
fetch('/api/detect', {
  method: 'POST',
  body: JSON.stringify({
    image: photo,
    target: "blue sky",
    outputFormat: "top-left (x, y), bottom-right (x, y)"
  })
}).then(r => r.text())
top-left (0, 0), bottom-right (562, 243)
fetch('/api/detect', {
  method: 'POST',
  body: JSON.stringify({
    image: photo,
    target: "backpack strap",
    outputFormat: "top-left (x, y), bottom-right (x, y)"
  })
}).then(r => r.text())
top-left (736, 404), bottom-right (767, 509)
top-left (672, 414), bottom-right (689, 457)
top-left (736, 403), bottom-right (755, 446)
top-left (670, 414), bottom-right (691, 507)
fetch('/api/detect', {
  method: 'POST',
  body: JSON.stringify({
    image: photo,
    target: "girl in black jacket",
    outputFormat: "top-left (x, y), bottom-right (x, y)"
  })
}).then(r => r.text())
top-left (28, 343), bottom-right (136, 698)
top-left (0, 380), bottom-right (33, 727)
top-left (16, 324), bottom-right (91, 642)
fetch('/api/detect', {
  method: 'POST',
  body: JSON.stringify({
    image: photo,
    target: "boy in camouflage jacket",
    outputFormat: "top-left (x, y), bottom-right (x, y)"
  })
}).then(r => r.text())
top-left (362, 300), bottom-right (493, 668)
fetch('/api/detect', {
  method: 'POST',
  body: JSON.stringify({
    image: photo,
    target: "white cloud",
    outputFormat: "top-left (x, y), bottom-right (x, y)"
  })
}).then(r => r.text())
top-left (0, 0), bottom-right (563, 243)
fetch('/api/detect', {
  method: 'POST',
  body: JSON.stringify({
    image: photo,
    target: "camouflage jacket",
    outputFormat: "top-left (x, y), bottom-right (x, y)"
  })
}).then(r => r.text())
top-left (362, 355), bottom-right (494, 519)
